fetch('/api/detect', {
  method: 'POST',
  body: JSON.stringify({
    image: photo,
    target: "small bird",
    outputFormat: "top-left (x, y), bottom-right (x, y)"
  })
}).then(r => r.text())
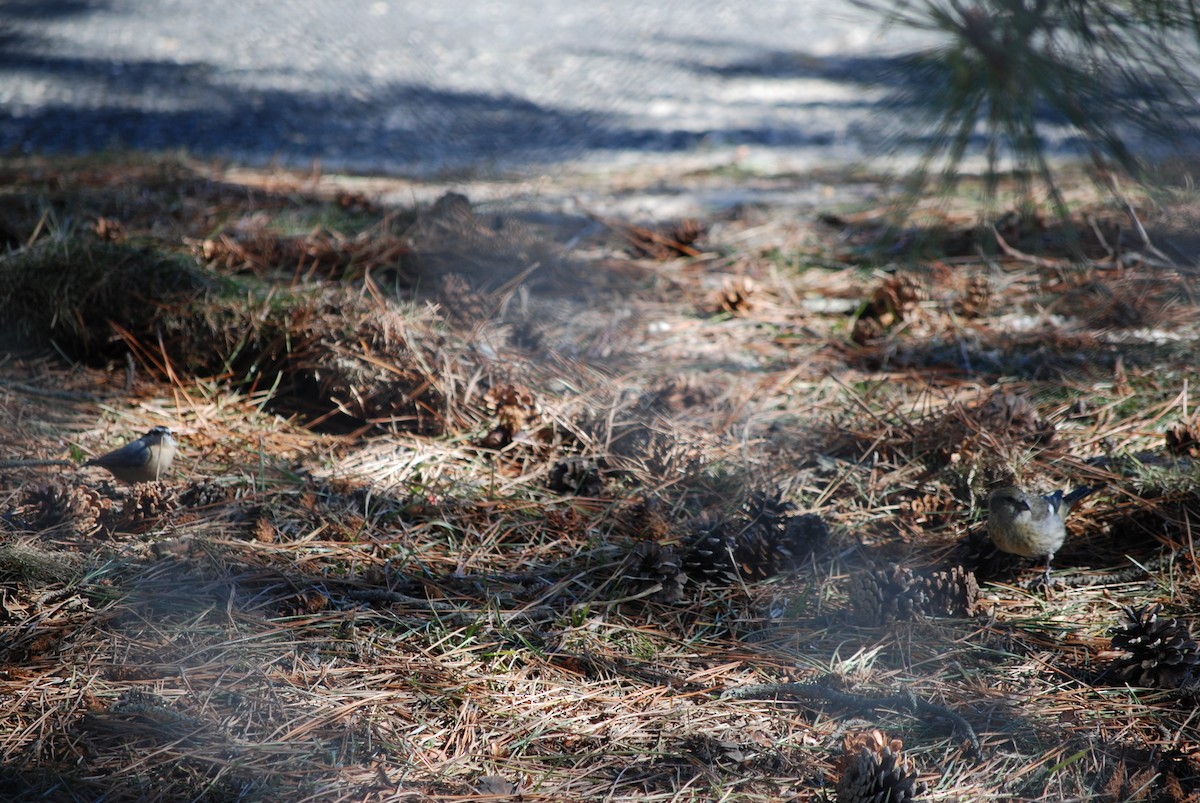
top-left (987, 485), bottom-right (1095, 585)
top-left (84, 426), bottom-right (177, 484)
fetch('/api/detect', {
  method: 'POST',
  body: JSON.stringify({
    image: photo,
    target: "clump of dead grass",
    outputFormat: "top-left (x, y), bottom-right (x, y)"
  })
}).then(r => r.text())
top-left (160, 285), bottom-right (451, 433)
top-left (191, 216), bottom-right (412, 283)
top-left (0, 233), bottom-right (453, 434)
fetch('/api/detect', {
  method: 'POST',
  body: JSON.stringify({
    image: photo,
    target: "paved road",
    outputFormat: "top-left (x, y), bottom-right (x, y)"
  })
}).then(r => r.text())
top-left (0, 0), bottom-right (933, 178)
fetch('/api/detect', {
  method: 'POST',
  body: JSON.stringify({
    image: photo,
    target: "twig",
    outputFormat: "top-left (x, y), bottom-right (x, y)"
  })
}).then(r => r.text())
top-left (0, 459), bottom-right (74, 469)
top-left (991, 225), bottom-right (1061, 269)
top-left (587, 210), bottom-right (703, 258)
top-left (1087, 214), bottom-right (1114, 261)
top-left (1052, 550), bottom-right (1182, 589)
top-left (0, 381), bottom-right (100, 402)
top-left (1117, 196), bottom-right (1176, 266)
top-left (338, 586), bottom-right (563, 626)
top-left (339, 588), bottom-right (461, 611)
top-left (1092, 160), bottom-right (1188, 279)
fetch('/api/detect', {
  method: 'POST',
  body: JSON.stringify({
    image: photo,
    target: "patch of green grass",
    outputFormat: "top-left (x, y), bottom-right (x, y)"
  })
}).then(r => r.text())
top-left (0, 237), bottom-right (213, 356)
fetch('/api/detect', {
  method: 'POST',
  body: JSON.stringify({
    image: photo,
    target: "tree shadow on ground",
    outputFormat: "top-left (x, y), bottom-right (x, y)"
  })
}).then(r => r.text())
top-left (0, 14), bottom-right (973, 175)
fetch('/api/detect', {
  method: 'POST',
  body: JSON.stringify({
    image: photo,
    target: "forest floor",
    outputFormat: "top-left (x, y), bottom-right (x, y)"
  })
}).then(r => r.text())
top-left (2, 153), bottom-right (1200, 801)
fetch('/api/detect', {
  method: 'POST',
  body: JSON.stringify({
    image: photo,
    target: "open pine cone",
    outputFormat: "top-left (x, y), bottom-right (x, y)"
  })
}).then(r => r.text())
top-left (850, 564), bottom-right (980, 625)
top-left (683, 492), bottom-right (829, 583)
top-left (1108, 604), bottom-right (1200, 688)
top-left (1166, 415), bottom-right (1200, 457)
top-left (623, 541), bottom-right (688, 603)
top-left (836, 730), bottom-right (926, 803)
top-left (547, 457), bottom-right (603, 497)
top-left (24, 481), bottom-right (106, 537)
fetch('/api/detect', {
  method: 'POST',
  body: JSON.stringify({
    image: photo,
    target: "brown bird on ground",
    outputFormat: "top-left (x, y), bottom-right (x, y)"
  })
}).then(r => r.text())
top-left (987, 485), bottom-right (1095, 585)
top-left (84, 426), bottom-right (177, 484)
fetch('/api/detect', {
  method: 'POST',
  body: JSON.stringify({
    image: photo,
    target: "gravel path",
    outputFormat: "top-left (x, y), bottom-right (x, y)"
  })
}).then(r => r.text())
top-left (0, 1), bottom-right (933, 178)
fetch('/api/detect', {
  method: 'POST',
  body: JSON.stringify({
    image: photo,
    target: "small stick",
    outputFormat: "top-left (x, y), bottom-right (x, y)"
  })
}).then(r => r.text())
top-left (0, 459), bottom-right (74, 469)
top-left (0, 381), bottom-right (100, 403)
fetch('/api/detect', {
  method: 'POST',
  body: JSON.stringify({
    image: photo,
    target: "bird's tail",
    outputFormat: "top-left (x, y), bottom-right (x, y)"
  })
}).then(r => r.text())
top-left (1062, 485), bottom-right (1098, 513)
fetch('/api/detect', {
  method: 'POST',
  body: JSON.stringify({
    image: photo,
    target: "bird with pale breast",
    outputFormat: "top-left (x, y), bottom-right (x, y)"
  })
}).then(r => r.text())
top-left (84, 426), bottom-right (177, 484)
top-left (987, 485), bottom-right (1095, 585)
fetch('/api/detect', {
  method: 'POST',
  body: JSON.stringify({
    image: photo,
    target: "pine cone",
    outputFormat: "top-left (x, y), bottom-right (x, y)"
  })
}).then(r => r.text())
top-left (836, 731), bottom-right (926, 803)
top-left (24, 482), bottom-right (105, 537)
top-left (179, 479), bottom-right (232, 509)
top-left (1108, 604), bottom-right (1200, 688)
top-left (852, 273), bottom-right (925, 344)
top-left (683, 526), bottom-right (739, 583)
top-left (733, 512), bottom-right (830, 580)
top-left (669, 218), bottom-right (706, 247)
top-left (547, 457), bottom-right (603, 497)
top-left (436, 272), bottom-right (494, 323)
top-left (710, 276), bottom-right (756, 315)
top-left (91, 216), bottom-right (127, 242)
top-left (926, 566), bottom-right (980, 616)
top-left (624, 541), bottom-right (689, 603)
top-left (899, 492), bottom-right (953, 526)
top-left (952, 274), bottom-right (991, 318)
top-left (624, 496), bottom-right (671, 541)
top-left (682, 493), bottom-right (829, 583)
top-left (480, 383), bottom-right (542, 448)
top-left (623, 218), bottom-right (706, 259)
top-left (850, 564), bottom-right (980, 625)
top-left (1166, 416), bottom-right (1200, 457)
top-left (850, 314), bottom-right (887, 345)
top-left (109, 482), bottom-right (176, 533)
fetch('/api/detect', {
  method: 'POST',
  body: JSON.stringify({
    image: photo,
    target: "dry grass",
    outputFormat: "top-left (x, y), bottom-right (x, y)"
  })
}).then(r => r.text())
top-left (1, 153), bottom-right (1200, 801)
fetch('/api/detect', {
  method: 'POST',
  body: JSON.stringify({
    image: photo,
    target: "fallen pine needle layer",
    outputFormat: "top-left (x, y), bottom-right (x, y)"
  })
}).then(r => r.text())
top-left (0, 155), bottom-right (1199, 801)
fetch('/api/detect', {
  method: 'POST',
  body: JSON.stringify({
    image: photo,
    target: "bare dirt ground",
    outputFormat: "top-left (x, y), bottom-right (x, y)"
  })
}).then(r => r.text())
top-left (2, 153), bottom-right (1200, 801)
